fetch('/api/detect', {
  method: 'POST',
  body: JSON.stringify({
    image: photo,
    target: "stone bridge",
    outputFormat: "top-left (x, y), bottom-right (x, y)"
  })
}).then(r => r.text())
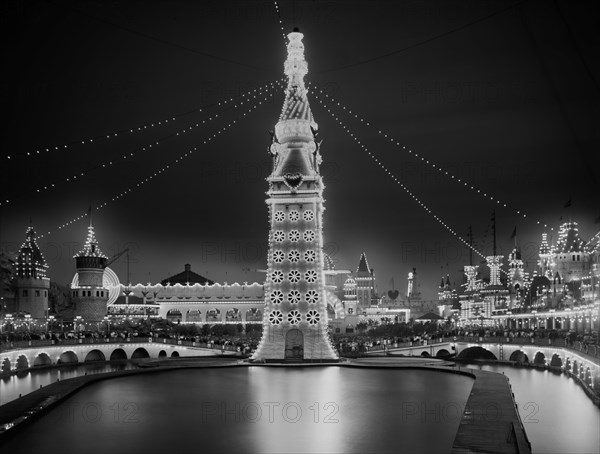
top-left (367, 338), bottom-right (600, 393)
top-left (0, 339), bottom-right (234, 373)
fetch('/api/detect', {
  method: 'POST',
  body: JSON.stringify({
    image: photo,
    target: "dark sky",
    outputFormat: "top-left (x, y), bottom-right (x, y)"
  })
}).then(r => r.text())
top-left (2, 0), bottom-right (599, 300)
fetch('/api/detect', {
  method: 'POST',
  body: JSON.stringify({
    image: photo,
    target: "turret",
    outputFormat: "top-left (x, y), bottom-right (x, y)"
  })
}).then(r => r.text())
top-left (14, 225), bottom-right (50, 319)
top-left (71, 219), bottom-right (109, 322)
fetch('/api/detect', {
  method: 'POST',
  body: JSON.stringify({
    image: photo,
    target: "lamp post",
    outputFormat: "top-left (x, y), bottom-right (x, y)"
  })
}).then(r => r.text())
top-left (74, 315), bottom-right (83, 334)
top-left (47, 315), bottom-right (55, 333)
top-left (24, 314), bottom-right (31, 332)
top-left (103, 316), bottom-right (110, 335)
top-left (6, 313), bottom-right (13, 334)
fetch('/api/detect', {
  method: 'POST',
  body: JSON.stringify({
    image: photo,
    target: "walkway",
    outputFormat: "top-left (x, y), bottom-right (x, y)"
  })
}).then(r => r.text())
top-left (452, 368), bottom-right (531, 454)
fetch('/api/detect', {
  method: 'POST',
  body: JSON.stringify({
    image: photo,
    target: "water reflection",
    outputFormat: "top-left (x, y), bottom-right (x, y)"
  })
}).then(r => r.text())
top-left (0, 362), bottom-right (137, 405)
top-left (0, 367), bottom-right (473, 454)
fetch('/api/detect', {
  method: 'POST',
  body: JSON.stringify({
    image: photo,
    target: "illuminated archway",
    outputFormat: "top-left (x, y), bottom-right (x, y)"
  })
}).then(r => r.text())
top-left (58, 351), bottom-right (79, 364)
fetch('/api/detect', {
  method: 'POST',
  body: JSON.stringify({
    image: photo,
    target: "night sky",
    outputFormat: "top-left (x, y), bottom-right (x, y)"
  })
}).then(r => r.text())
top-left (2, 0), bottom-right (598, 300)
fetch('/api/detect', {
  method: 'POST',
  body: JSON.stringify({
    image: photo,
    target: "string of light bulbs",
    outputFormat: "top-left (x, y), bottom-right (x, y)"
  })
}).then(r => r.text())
top-left (273, 1), bottom-right (287, 44)
top-left (309, 82), bottom-right (553, 232)
top-left (1, 80), bottom-right (282, 209)
top-left (314, 91), bottom-right (509, 273)
top-left (34, 88), bottom-right (280, 241)
top-left (5, 79), bottom-right (283, 163)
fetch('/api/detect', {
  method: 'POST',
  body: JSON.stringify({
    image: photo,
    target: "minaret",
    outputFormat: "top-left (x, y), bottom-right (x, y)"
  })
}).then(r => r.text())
top-left (72, 216), bottom-right (109, 322)
top-left (355, 252), bottom-right (376, 308)
top-left (407, 267), bottom-right (420, 299)
top-left (481, 210), bottom-right (508, 316)
top-left (15, 225), bottom-right (50, 319)
top-left (252, 29), bottom-right (337, 361)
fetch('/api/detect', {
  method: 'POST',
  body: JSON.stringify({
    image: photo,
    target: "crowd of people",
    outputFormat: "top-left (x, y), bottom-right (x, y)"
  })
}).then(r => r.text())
top-left (1, 319), bottom-right (598, 358)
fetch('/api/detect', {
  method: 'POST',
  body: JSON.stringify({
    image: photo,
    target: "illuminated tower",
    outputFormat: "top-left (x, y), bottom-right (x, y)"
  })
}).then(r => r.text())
top-left (406, 267), bottom-right (421, 299)
top-left (15, 225), bottom-right (50, 319)
top-left (355, 252), bottom-right (377, 308)
top-left (538, 232), bottom-right (552, 279)
top-left (252, 29), bottom-right (337, 361)
top-left (480, 211), bottom-right (508, 317)
top-left (72, 219), bottom-right (109, 322)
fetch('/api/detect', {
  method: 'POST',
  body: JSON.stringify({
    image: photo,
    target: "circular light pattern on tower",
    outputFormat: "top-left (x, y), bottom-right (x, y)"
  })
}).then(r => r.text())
top-left (288, 230), bottom-right (300, 242)
top-left (306, 310), bottom-right (320, 325)
top-left (271, 270), bottom-right (284, 283)
top-left (288, 270), bottom-right (301, 283)
top-left (273, 250), bottom-right (285, 263)
top-left (273, 231), bottom-right (285, 242)
top-left (288, 210), bottom-right (300, 222)
top-left (303, 230), bottom-right (315, 242)
top-left (288, 289), bottom-right (301, 304)
top-left (304, 250), bottom-right (316, 262)
top-left (306, 290), bottom-right (319, 304)
top-left (288, 250), bottom-right (300, 262)
top-left (302, 210), bottom-right (314, 221)
top-left (274, 211), bottom-right (285, 222)
top-left (269, 310), bottom-right (283, 325)
top-left (305, 270), bottom-right (318, 283)
top-left (270, 290), bottom-right (284, 304)
top-left (287, 310), bottom-right (301, 325)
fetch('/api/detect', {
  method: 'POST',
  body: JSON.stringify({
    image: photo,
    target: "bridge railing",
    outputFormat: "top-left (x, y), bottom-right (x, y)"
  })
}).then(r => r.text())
top-left (0, 337), bottom-right (239, 353)
top-left (363, 336), bottom-right (599, 359)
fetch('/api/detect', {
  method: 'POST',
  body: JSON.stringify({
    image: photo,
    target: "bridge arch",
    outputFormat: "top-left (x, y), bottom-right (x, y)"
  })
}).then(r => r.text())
top-left (435, 349), bottom-right (450, 358)
top-left (85, 350), bottom-right (106, 362)
top-left (33, 353), bottom-right (52, 367)
top-left (16, 355), bottom-right (29, 370)
top-left (158, 350), bottom-right (167, 358)
top-left (1, 358), bottom-right (11, 373)
top-left (457, 346), bottom-right (497, 361)
top-left (509, 350), bottom-right (529, 363)
top-left (420, 351), bottom-right (431, 357)
top-left (110, 348), bottom-right (127, 361)
top-left (533, 351), bottom-right (546, 366)
top-left (171, 351), bottom-right (180, 357)
top-left (131, 348), bottom-right (150, 359)
top-left (58, 351), bottom-right (79, 364)
top-left (549, 353), bottom-right (562, 367)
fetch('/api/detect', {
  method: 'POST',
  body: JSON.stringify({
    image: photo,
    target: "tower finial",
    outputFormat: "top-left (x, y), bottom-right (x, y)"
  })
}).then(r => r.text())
top-left (88, 204), bottom-right (93, 227)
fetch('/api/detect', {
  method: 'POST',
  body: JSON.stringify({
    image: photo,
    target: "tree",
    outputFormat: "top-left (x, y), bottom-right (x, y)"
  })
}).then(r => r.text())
top-left (356, 321), bottom-right (368, 333)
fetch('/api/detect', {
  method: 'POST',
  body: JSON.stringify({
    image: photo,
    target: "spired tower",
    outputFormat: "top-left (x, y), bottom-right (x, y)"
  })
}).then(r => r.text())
top-left (252, 29), bottom-right (338, 361)
top-left (15, 225), bottom-right (50, 319)
top-left (72, 219), bottom-right (109, 322)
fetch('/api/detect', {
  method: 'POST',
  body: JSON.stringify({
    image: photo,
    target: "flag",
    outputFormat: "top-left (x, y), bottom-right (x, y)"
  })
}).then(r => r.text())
top-left (510, 226), bottom-right (517, 240)
top-left (563, 197), bottom-right (572, 208)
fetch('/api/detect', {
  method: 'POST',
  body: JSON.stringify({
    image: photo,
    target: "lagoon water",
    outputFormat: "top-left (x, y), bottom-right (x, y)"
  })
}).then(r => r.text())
top-left (0, 367), bottom-right (473, 453)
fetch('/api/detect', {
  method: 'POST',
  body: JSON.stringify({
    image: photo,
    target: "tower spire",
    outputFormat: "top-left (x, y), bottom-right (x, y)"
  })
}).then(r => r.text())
top-left (492, 209), bottom-right (497, 256)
